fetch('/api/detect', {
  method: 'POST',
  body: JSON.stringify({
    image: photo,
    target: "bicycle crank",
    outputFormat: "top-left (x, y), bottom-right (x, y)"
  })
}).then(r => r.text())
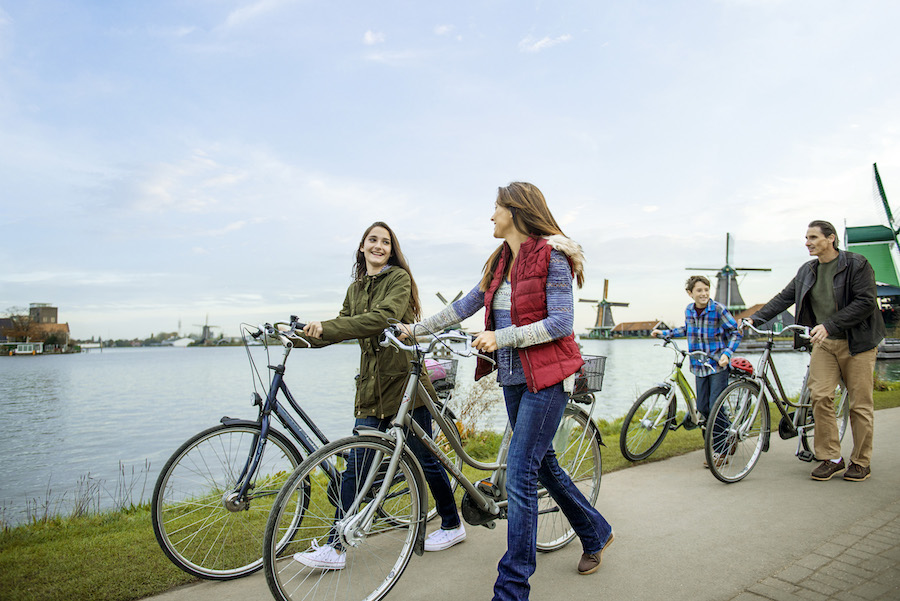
top-left (461, 479), bottom-right (502, 527)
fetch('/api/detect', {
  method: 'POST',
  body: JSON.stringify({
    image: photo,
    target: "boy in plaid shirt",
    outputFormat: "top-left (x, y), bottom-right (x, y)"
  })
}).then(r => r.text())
top-left (652, 275), bottom-right (743, 439)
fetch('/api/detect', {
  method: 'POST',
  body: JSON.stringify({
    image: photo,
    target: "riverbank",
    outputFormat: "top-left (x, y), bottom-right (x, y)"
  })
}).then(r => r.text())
top-left (3, 389), bottom-right (900, 601)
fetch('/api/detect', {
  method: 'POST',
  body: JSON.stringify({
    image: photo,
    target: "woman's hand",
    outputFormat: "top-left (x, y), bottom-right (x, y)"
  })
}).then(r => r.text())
top-left (718, 355), bottom-right (730, 368)
top-left (396, 323), bottom-right (414, 340)
top-left (473, 331), bottom-right (498, 353)
top-left (303, 321), bottom-right (324, 339)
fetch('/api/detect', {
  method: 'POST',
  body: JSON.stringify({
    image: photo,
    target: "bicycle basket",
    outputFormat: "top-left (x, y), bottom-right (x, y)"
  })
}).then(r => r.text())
top-left (426, 357), bottom-right (458, 398)
top-left (573, 355), bottom-right (606, 395)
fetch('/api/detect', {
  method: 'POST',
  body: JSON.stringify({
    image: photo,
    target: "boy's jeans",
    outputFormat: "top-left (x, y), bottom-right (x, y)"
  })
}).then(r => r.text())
top-left (696, 370), bottom-right (730, 452)
top-left (492, 383), bottom-right (612, 601)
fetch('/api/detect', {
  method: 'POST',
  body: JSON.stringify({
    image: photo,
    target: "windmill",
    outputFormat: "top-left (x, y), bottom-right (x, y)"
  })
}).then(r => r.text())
top-left (579, 279), bottom-right (629, 339)
top-left (193, 315), bottom-right (220, 344)
top-left (686, 233), bottom-right (771, 314)
top-left (845, 163), bottom-right (900, 325)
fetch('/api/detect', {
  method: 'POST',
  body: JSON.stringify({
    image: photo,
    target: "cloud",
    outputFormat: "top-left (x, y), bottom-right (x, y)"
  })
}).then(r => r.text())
top-left (363, 30), bottom-right (385, 45)
top-left (434, 25), bottom-right (453, 36)
top-left (222, 0), bottom-right (294, 30)
top-left (518, 34), bottom-right (573, 53)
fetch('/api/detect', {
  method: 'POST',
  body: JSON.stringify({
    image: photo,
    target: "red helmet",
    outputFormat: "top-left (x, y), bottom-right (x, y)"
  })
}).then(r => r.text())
top-left (730, 356), bottom-right (753, 376)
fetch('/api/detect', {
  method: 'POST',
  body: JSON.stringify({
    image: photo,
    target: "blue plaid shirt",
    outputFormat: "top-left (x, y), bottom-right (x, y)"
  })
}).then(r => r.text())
top-left (659, 300), bottom-right (742, 377)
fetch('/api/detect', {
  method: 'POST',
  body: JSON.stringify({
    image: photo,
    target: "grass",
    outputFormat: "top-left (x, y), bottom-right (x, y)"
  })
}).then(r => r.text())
top-left (3, 387), bottom-right (899, 601)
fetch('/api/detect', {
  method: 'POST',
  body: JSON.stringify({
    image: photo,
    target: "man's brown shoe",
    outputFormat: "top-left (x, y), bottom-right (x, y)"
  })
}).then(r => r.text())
top-left (578, 532), bottom-right (614, 575)
top-left (843, 462), bottom-right (870, 482)
top-left (811, 459), bottom-right (845, 481)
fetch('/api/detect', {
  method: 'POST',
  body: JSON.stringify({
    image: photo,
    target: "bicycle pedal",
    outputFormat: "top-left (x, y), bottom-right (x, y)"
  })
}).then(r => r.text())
top-left (481, 520), bottom-right (497, 530)
top-left (476, 479), bottom-right (501, 499)
top-left (797, 450), bottom-right (815, 462)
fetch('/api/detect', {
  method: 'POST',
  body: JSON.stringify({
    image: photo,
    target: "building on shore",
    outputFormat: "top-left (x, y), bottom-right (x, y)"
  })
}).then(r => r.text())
top-left (610, 320), bottom-right (670, 338)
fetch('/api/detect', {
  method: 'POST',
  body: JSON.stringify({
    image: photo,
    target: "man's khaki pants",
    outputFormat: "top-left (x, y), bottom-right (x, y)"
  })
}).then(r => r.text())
top-left (807, 338), bottom-right (877, 467)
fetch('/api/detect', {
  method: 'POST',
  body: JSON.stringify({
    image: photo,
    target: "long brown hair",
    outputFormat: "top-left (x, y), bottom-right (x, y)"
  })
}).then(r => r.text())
top-left (353, 221), bottom-right (422, 319)
top-left (479, 182), bottom-right (584, 290)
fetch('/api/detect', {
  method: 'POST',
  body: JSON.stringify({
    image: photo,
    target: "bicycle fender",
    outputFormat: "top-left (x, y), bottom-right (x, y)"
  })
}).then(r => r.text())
top-left (219, 417), bottom-right (259, 427)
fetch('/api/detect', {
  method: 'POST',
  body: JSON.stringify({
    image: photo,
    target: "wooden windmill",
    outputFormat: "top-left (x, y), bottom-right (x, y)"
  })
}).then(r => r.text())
top-left (579, 279), bottom-right (629, 339)
top-left (686, 233), bottom-right (771, 314)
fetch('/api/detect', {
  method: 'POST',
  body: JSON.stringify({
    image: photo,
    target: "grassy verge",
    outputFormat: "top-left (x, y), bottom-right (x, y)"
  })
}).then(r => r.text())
top-left (3, 389), bottom-right (900, 601)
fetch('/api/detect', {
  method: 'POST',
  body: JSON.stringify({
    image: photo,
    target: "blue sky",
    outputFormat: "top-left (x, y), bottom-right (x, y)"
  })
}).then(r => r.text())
top-left (2, 0), bottom-right (899, 340)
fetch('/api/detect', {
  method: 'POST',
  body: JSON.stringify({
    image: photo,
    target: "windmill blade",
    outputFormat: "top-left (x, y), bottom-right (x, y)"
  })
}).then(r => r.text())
top-left (733, 267), bottom-right (772, 272)
top-left (874, 163), bottom-right (895, 227)
top-left (578, 299), bottom-right (599, 304)
top-left (436, 292), bottom-right (448, 305)
top-left (452, 291), bottom-right (463, 302)
top-left (725, 233), bottom-right (733, 266)
top-left (608, 302), bottom-right (630, 307)
top-left (685, 267), bottom-right (720, 271)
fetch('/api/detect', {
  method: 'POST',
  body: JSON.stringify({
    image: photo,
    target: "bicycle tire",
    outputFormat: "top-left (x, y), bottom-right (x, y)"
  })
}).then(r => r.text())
top-left (705, 381), bottom-right (769, 483)
top-left (152, 423), bottom-right (304, 580)
top-left (799, 384), bottom-right (851, 457)
top-left (536, 404), bottom-right (602, 552)
top-left (264, 435), bottom-right (422, 601)
top-left (620, 386), bottom-right (677, 461)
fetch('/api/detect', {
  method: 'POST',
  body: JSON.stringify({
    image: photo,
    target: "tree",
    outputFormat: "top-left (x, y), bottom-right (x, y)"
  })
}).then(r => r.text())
top-left (3, 306), bottom-right (37, 342)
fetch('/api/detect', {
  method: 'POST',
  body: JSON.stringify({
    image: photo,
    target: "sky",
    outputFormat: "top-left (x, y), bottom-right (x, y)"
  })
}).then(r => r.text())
top-left (2, 0), bottom-right (900, 341)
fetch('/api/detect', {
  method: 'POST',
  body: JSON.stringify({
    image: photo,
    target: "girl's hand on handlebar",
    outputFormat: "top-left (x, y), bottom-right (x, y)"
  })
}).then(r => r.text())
top-left (396, 323), bottom-right (414, 341)
top-left (472, 331), bottom-right (498, 353)
top-left (303, 321), bottom-right (324, 339)
top-left (650, 329), bottom-right (661, 338)
top-left (718, 355), bottom-right (730, 368)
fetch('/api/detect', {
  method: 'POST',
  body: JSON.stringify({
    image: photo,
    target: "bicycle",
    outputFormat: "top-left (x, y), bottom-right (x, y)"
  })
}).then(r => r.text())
top-left (619, 337), bottom-right (719, 461)
top-left (704, 322), bottom-right (850, 484)
top-left (151, 317), bottom-right (464, 580)
top-left (263, 326), bottom-right (606, 601)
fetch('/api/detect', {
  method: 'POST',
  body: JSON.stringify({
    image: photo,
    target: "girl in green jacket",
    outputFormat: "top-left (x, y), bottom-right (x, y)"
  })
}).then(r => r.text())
top-left (293, 222), bottom-right (465, 570)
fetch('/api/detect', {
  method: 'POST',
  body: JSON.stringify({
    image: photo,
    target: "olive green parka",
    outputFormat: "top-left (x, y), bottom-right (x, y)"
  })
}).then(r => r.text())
top-left (316, 266), bottom-right (438, 419)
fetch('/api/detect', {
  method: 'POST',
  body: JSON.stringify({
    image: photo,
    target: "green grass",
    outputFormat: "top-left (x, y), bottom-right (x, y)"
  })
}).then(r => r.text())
top-left (3, 388), bottom-right (899, 601)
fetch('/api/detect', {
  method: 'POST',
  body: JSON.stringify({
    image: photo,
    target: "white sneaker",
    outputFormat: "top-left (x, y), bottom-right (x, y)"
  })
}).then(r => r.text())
top-left (293, 539), bottom-right (346, 570)
top-left (424, 525), bottom-right (466, 551)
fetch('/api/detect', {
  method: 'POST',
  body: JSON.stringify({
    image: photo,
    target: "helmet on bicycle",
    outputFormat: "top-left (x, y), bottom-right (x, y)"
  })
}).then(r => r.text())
top-left (730, 356), bottom-right (753, 376)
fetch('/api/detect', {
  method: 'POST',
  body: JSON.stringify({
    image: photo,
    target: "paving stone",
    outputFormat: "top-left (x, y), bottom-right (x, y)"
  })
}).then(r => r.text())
top-left (758, 577), bottom-right (800, 594)
top-left (797, 577), bottom-right (838, 596)
top-left (809, 572), bottom-right (854, 591)
top-left (820, 563), bottom-right (867, 585)
top-left (774, 565), bottom-right (815, 584)
top-left (748, 582), bottom-right (807, 601)
top-left (795, 553), bottom-right (831, 570)
top-left (850, 580), bottom-right (893, 600)
top-left (817, 542), bottom-right (848, 558)
top-left (730, 593), bottom-right (769, 601)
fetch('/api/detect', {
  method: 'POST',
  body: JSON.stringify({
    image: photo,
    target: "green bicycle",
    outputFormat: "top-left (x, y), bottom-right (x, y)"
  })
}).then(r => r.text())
top-left (620, 337), bottom-right (717, 461)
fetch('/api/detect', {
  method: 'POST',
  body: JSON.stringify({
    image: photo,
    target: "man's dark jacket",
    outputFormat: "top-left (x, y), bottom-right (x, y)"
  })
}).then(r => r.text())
top-left (750, 250), bottom-right (885, 355)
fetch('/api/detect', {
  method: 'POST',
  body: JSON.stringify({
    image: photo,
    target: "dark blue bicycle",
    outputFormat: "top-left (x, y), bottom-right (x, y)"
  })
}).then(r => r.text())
top-left (151, 317), bottom-right (463, 580)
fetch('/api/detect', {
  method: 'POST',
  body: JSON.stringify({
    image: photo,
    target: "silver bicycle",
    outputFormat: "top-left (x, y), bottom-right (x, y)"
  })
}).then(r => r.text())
top-left (262, 326), bottom-right (606, 601)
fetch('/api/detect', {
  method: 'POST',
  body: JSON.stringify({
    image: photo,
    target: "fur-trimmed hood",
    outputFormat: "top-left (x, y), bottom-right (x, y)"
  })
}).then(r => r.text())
top-left (545, 234), bottom-right (585, 278)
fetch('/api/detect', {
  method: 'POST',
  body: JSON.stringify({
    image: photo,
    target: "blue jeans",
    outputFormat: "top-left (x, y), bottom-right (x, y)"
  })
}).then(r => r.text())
top-left (331, 405), bottom-right (460, 547)
top-left (492, 383), bottom-right (613, 601)
top-left (696, 370), bottom-right (730, 451)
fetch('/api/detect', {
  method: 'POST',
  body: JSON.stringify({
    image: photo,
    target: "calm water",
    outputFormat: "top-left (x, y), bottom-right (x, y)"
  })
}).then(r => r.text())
top-left (1, 339), bottom-right (897, 524)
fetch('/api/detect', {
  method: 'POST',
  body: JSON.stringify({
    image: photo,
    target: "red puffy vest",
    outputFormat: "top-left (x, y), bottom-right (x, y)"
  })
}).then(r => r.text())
top-left (475, 236), bottom-right (584, 392)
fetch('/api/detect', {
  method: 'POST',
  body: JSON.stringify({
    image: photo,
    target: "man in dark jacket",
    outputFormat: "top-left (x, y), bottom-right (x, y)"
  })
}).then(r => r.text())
top-left (749, 220), bottom-right (885, 482)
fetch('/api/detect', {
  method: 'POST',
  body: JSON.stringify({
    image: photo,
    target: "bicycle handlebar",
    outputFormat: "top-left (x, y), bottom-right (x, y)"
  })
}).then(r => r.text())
top-left (251, 315), bottom-right (309, 348)
top-left (659, 337), bottom-right (718, 365)
top-left (741, 320), bottom-right (811, 339)
top-left (380, 325), bottom-right (497, 365)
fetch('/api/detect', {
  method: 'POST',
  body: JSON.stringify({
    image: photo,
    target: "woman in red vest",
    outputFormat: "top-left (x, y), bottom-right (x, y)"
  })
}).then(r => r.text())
top-left (408, 182), bottom-right (613, 601)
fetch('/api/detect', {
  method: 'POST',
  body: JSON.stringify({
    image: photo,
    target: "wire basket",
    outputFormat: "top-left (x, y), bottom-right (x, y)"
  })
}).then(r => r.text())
top-left (426, 357), bottom-right (458, 399)
top-left (573, 355), bottom-right (606, 396)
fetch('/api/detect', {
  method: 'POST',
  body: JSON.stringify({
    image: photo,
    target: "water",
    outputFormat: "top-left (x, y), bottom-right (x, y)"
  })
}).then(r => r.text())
top-left (1, 338), bottom-right (895, 525)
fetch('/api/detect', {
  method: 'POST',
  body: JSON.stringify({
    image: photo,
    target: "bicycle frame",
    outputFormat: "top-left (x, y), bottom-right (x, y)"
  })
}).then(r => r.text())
top-left (228, 327), bottom-right (336, 504)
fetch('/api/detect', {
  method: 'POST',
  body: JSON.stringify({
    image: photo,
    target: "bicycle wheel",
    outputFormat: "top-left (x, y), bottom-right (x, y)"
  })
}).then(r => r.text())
top-left (536, 405), bottom-right (602, 552)
top-left (152, 423), bottom-right (304, 579)
top-left (620, 386), bottom-right (677, 461)
top-left (799, 384), bottom-right (851, 457)
top-left (264, 435), bottom-right (422, 601)
top-left (705, 381), bottom-right (769, 484)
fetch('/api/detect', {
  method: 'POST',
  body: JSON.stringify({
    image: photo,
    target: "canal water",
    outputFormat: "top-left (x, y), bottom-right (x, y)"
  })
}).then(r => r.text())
top-left (1, 338), bottom-right (897, 525)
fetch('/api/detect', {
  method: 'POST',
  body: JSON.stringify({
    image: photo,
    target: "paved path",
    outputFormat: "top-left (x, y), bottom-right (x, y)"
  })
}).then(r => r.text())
top-left (145, 407), bottom-right (900, 601)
